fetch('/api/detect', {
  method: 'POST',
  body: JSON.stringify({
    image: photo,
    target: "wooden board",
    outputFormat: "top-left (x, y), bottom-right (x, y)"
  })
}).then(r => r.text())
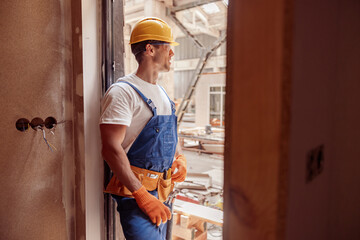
top-left (173, 199), bottom-right (223, 226)
top-left (224, 0), bottom-right (291, 239)
top-left (172, 212), bottom-right (208, 240)
top-left (172, 225), bottom-right (195, 239)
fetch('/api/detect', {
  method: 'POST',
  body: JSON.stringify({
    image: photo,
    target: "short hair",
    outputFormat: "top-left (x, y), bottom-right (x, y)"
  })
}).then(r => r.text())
top-left (131, 40), bottom-right (167, 63)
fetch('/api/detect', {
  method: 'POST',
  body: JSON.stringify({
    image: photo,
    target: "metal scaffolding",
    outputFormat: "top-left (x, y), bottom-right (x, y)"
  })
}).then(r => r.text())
top-left (167, 0), bottom-right (227, 124)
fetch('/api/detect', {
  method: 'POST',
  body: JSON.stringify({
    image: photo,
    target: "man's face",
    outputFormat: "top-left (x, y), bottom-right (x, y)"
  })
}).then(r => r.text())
top-left (153, 44), bottom-right (174, 72)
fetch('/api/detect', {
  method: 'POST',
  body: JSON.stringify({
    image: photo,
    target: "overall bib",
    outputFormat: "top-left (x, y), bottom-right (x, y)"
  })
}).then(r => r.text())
top-left (112, 81), bottom-right (178, 240)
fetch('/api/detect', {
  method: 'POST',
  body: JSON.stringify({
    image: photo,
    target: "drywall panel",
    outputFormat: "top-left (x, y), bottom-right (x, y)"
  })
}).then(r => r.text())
top-left (0, 1), bottom-right (82, 239)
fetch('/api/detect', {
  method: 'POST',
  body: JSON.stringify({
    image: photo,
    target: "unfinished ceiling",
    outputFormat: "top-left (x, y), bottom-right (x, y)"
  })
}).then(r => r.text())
top-left (124, 0), bottom-right (228, 38)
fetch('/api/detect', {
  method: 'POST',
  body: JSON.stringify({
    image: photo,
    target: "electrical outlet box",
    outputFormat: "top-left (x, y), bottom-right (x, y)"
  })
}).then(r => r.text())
top-left (306, 144), bottom-right (324, 183)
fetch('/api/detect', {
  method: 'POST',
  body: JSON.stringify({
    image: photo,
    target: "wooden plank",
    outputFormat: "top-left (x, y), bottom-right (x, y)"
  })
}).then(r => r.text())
top-left (173, 199), bottom-right (223, 226)
top-left (179, 146), bottom-right (223, 155)
top-left (173, 212), bottom-right (180, 225)
top-left (180, 215), bottom-right (190, 228)
top-left (179, 135), bottom-right (224, 144)
top-left (189, 218), bottom-right (206, 233)
top-left (194, 230), bottom-right (207, 240)
top-left (224, 0), bottom-right (292, 239)
top-left (178, 215), bottom-right (207, 232)
top-left (172, 224), bottom-right (195, 239)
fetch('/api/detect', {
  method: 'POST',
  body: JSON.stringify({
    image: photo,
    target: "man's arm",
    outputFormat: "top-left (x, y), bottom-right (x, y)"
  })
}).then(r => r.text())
top-left (100, 124), bottom-right (142, 192)
top-left (100, 123), bottom-right (171, 226)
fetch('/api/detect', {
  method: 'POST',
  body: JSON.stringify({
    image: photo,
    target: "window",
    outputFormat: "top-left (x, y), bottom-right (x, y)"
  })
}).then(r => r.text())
top-left (209, 86), bottom-right (225, 127)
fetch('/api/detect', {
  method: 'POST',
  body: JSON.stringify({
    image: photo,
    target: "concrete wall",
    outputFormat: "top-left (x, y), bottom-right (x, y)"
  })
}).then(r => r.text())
top-left (286, 0), bottom-right (360, 239)
top-left (0, 1), bottom-right (80, 239)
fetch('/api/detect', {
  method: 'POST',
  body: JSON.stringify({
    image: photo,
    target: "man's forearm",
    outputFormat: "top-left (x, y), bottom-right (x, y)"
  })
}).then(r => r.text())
top-left (102, 145), bottom-right (142, 192)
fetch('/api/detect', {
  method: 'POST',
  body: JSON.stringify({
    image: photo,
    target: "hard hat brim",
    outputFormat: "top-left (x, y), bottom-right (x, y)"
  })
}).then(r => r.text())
top-left (129, 41), bottom-right (180, 46)
top-left (170, 41), bottom-right (179, 46)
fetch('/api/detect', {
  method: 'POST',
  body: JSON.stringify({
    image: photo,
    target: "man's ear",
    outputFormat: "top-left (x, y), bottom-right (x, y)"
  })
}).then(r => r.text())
top-left (145, 44), bottom-right (155, 56)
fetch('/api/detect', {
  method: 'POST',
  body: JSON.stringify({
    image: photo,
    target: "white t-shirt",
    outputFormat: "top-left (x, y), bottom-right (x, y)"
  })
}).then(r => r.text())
top-left (99, 73), bottom-right (172, 152)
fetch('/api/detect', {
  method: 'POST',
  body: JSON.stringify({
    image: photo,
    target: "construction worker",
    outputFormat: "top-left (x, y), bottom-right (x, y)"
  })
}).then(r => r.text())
top-left (99, 17), bottom-right (187, 240)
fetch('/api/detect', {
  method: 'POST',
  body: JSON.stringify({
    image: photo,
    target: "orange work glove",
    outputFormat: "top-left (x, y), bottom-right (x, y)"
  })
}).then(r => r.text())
top-left (132, 185), bottom-right (171, 226)
top-left (171, 154), bottom-right (187, 183)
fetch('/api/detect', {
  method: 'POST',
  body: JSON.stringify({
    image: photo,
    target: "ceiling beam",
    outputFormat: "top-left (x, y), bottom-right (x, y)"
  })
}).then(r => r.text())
top-left (171, 0), bottom-right (220, 13)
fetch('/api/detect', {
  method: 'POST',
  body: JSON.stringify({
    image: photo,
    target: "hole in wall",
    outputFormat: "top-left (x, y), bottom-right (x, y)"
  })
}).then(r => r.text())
top-left (15, 118), bottom-right (30, 132)
top-left (45, 117), bottom-right (57, 129)
top-left (30, 117), bottom-right (44, 130)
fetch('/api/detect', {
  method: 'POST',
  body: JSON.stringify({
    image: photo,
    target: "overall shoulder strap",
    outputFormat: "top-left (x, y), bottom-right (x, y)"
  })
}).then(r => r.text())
top-left (118, 81), bottom-right (157, 115)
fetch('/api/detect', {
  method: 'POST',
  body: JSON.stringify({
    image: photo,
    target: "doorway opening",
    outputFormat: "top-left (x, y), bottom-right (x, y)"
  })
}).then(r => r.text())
top-left (103, 0), bottom-right (228, 239)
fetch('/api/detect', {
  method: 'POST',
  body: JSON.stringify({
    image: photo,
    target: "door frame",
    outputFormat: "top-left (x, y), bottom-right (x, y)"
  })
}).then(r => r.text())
top-left (224, 0), bottom-right (292, 239)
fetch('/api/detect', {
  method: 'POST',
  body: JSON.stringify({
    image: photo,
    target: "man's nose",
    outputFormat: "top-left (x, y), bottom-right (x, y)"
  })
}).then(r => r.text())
top-left (169, 49), bottom-right (174, 57)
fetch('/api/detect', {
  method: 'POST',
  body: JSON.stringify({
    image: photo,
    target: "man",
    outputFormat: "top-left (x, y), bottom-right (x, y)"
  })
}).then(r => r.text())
top-left (99, 17), bottom-right (187, 240)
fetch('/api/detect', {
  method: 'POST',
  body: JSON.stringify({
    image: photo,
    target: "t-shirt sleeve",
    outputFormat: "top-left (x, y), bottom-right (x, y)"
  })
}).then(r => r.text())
top-left (99, 85), bottom-right (134, 126)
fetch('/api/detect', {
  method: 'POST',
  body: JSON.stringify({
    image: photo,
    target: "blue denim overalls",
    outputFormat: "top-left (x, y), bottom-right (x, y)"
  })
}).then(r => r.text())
top-left (113, 81), bottom-right (178, 240)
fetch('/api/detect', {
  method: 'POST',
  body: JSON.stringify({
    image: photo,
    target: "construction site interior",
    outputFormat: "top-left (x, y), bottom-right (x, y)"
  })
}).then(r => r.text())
top-left (2, 0), bottom-right (360, 240)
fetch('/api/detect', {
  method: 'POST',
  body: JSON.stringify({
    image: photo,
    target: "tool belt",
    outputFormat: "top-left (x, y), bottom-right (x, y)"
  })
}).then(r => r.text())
top-left (104, 165), bottom-right (174, 202)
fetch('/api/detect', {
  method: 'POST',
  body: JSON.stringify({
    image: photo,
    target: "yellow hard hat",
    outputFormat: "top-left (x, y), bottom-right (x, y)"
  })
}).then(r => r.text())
top-left (130, 17), bottom-right (179, 46)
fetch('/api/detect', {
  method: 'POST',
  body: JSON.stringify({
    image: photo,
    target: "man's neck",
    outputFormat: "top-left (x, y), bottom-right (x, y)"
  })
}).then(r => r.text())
top-left (135, 62), bottom-right (159, 85)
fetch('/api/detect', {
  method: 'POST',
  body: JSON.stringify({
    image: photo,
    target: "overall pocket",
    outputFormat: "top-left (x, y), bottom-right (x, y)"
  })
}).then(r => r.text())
top-left (157, 177), bottom-right (174, 202)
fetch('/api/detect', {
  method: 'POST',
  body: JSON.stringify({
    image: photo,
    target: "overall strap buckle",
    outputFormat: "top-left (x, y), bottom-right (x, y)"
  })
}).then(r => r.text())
top-left (146, 99), bottom-right (156, 111)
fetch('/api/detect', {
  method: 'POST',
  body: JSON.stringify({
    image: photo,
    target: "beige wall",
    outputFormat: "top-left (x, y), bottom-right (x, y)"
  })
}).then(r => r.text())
top-left (0, 1), bottom-right (85, 239)
top-left (286, 0), bottom-right (360, 239)
top-left (195, 73), bottom-right (226, 127)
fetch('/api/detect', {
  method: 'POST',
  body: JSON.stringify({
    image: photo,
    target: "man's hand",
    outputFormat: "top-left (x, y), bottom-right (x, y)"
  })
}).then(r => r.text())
top-left (171, 154), bottom-right (187, 183)
top-left (132, 186), bottom-right (171, 226)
